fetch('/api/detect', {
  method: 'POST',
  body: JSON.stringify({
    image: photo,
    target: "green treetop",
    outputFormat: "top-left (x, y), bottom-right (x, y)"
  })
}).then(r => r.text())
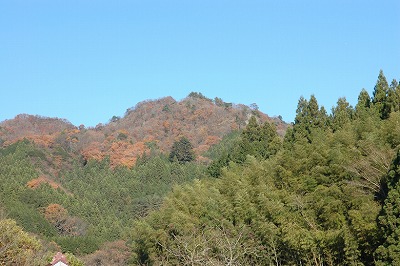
top-left (355, 89), bottom-right (371, 113)
top-left (169, 136), bottom-right (195, 163)
top-left (372, 70), bottom-right (390, 119)
top-left (331, 97), bottom-right (353, 131)
top-left (387, 79), bottom-right (400, 113)
top-left (292, 95), bottom-right (328, 142)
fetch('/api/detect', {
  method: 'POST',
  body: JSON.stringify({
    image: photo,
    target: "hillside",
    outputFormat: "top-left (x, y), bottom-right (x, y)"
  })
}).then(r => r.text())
top-left (0, 93), bottom-right (288, 168)
top-left (3, 71), bottom-right (400, 265)
top-left (0, 114), bottom-right (75, 146)
top-left (0, 92), bottom-right (288, 264)
top-left (130, 71), bottom-right (400, 265)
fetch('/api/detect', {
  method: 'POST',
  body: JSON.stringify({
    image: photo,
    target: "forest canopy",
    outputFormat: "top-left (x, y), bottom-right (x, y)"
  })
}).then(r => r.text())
top-left (1, 70), bottom-right (400, 265)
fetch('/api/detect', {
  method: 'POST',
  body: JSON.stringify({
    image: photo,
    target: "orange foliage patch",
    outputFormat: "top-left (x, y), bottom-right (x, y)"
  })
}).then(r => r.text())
top-left (146, 136), bottom-right (156, 142)
top-left (194, 145), bottom-right (210, 154)
top-left (205, 135), bottom-right (221, 146)
top-left (53, 155), bottom-right (63, 169)
top-left (196, 155), bottom-right (211, 164)
top-left (107, 141), bottom-right (149, 167)
top-left (82, 240), bottom-right (131, 265)
top-left (81, 142), bottom-right (104, 161)
top-left (43, 203), bottom-right (68, 224)
top-left (27, 176), bottom-right (60, 189)
top-left (117, 129), bottom-right (129, 135)
top-left (4, 134), bottom-right (56, 148)
top-left (106, 135), bottom-right (115, 142)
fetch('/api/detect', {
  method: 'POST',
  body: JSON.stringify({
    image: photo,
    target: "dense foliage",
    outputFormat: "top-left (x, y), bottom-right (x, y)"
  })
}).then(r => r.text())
top-left (0, 140), bottom-right (206, 262)
top-left (169, 137), bottom-right (195, 163)
top-left (131, 71), bottom-right (400, 265)
top-left (1, 71), bottom-right (400, 265)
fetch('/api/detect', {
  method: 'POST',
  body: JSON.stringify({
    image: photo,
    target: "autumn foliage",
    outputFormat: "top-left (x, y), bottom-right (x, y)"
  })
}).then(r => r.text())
top-left (42, 204), bottom-right (86, 237)
top-left (27, 175), bottom-right (60, 189)
top-left (0, 94), bottom-right (287, 168)
top-left (82, 240), bottom-right (131, 265)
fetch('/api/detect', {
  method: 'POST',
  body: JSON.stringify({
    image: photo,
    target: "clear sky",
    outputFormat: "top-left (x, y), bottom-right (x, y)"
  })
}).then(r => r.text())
top-left (1, 0), bottom-right (399, 127)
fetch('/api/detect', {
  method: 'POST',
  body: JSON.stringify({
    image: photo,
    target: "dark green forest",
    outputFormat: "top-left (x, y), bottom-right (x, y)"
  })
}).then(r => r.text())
top-left (1, 70), bottom-right (400, 265)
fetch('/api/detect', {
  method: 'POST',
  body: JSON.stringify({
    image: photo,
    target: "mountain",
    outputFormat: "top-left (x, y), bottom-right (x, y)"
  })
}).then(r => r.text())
top-left (2, 71), bottom-right (400, 265)
top-left (0, 92), bottom-right (289, 264)
top-left (0, 114), bottom-right (75, 146)
top-left (0, 93), bottom-right (288, 168)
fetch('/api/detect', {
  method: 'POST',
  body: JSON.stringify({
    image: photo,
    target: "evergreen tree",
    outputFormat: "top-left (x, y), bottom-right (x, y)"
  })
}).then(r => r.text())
top-left (331, 97), bottom-right (353, 131)
top-left (242, 116), bottom-right (261, 143)
top-left (169, 137), bottom-right (195, 163)
top-left (208, 117), bottom-right (281, 177)
top-left (355, 89), bottom-right (371, 115)
top-left (375, 150), bottom-right (400, 265)
top-left (260, 120), bottom-right (282, 156)
top-left (387, 79), bottom-right (400, 113)
top-left (372, 70), bottom-right (390, 119)
top-left (234, 116), bottom-right (261, 163)
top-left (239, 116), bottom-right (281, 161)
top-left (294, 96), bottom-right (308, 124)
top-left (292, 95), bottom-right (328, 143)
top-left (308, 95), bottom-right (321, 122)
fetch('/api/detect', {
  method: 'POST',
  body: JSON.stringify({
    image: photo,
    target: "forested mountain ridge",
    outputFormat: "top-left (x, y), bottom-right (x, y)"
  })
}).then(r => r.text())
top-left (0, 93), bottom-right (287, 168)
top-left (2, 71), bottom-right (400, 265)
top-left (0, 92), bottom-right (286, 265)
top-left (130, 70), bottom-right (400, 265)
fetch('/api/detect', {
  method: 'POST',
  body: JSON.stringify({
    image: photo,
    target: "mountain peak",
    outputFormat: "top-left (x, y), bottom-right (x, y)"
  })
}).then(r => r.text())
top-left (1, 95), bottom-right (288, 167)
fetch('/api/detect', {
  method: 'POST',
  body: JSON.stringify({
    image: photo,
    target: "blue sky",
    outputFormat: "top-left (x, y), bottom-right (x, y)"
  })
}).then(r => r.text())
top-left (1, 0), bottom-right (399, 127)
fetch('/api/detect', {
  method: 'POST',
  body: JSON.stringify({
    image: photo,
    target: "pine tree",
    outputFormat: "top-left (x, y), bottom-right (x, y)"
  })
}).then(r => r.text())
top-left (169, 137), bottom-right (195, 163)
